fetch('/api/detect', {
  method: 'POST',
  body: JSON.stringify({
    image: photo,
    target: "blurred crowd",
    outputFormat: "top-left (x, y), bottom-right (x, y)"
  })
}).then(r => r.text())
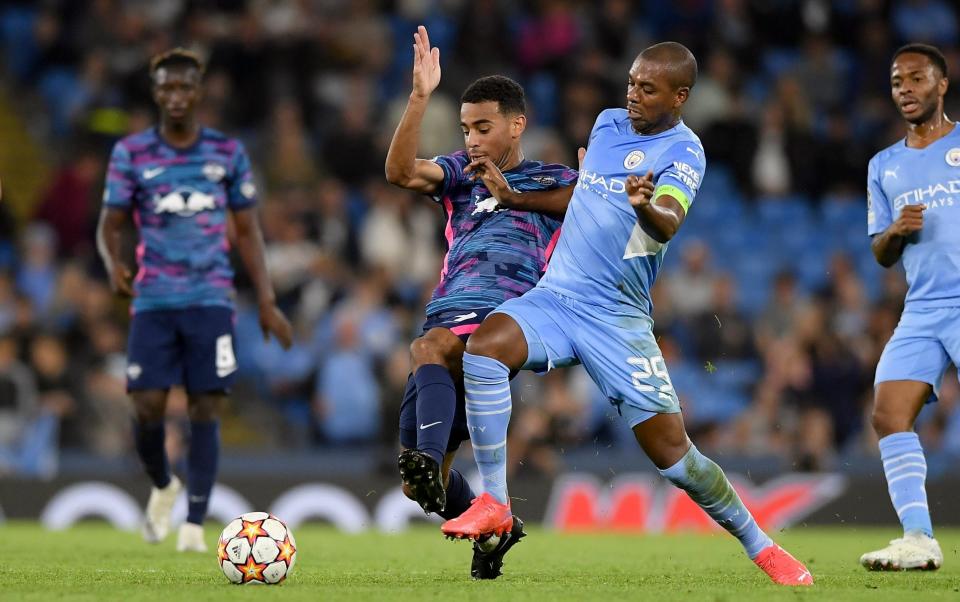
top-left (1, 0), bottom-right (959, 479)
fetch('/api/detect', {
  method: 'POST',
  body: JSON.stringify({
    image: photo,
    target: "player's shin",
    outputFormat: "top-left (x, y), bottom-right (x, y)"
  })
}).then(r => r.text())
top-left (134, 419), bottom-right (171, 489)
top-left (414, 364), bottom-right (457, 466)
top-left (462, 352), bottom-right (512, 504)
top-left (659, 445), bottom-right (772, 559)
top-left (186, 420), bottom-right (219, 525)
top-left (879, 432), bottom-right (933, 537)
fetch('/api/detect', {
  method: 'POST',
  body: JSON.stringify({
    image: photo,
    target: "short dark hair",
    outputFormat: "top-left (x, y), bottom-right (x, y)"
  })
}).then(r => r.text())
top-left (461, 76), bottom-right (525, 115)
top-left (639, 42), bottom-right (698, 90)
top-left (892, 43), bottom-right (948, 78)
top-left (150, 47), bottom-right (205, 78)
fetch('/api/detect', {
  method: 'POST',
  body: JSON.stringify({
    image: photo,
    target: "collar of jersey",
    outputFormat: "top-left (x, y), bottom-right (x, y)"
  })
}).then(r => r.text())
top-left (898, 121), bottom-right (960, 152)
top-left (154, 126), bottom-right (206, 154)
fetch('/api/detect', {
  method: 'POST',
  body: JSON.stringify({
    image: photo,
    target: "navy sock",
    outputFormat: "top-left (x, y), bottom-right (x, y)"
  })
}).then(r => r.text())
top-left (134, 420), bottom-right (171, 489)
top-left (414, 364), bottom-right (457, 466)
top-left (186, 420), bottom-right (219, 525)
top-left (437, 468), bottom-right (476, 520)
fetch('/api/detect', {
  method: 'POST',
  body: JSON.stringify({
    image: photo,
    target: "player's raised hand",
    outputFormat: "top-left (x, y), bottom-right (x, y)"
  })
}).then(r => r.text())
top-left (626, 171), bottom-right (655, 209)
top-left (108, 262), bottom-right (135, 297)
top-left (464, 156), bottom-right (513, 202)
top-left (260, 303), bottom-right (294, 350)
top-left (411, 25), bottom-right (441, 99)
top-left (892, 204), bottom-right (925, 236)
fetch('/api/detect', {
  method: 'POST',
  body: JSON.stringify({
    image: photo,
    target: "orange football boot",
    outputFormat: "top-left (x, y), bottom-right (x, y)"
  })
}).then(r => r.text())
top-left (754, 544), bottom-right (814, 586)
top-left (441, 492), bottom-right (513, 540)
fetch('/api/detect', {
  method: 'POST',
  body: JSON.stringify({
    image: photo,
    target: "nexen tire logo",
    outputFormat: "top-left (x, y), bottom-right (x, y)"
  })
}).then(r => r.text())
top-left (544, 473), bottom-right (846, 532)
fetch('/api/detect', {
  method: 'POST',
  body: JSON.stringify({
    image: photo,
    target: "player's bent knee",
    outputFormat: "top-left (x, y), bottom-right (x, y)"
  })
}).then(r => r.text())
top-left (410, 337), bottom-right (445, 365)
top-left (464, 315), bottom-right (525, 367)
top-left (131, 391), bottom-right (167, 422)
top-left (188, 392), bottom-right (226, 421)
top-left (870, 406), bottom-right (913, 438)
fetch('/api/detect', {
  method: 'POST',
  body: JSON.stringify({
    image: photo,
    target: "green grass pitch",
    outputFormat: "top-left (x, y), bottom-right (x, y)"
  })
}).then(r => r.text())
top-left (4, 522), bottom-right (959, 601)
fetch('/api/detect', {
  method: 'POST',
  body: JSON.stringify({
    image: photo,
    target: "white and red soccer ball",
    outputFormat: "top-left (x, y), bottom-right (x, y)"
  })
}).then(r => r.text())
top-left (217, 512), bottom-right (297, 584)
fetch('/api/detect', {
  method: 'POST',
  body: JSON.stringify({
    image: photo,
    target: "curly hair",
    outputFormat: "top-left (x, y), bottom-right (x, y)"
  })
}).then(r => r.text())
top-left (461, 75), bottom-right (526, 115)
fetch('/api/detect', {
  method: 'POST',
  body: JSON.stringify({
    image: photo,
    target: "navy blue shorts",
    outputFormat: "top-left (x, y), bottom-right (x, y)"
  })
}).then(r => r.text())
top-left (398, 307), bottom-right (495, 452)
top-left (126, 306), bottom-right (237, 393)
top-left (421, 306), bottom-right (495, 341)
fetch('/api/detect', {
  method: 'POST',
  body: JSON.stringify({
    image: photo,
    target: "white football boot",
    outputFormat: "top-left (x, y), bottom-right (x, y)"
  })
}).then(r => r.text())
top-left (860, 531), bottom-right (942, 571)
top-left (142, 475), bottom-right (182, 543)
top-left (176, 522), bottom-right (208, 553)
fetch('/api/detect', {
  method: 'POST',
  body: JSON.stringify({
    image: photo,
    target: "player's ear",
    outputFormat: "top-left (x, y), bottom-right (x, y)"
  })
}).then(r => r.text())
top-left (939, 75), bottom-right (948, 97)
top-left (674, 87), bottom-right (690, 108)
top-left (512, 114), bottom-right (526, 139)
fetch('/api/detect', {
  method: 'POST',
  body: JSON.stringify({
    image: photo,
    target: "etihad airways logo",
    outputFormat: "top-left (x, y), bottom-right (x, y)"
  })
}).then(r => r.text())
top-left (892, 179), bottom-right (960, 211)
top-left (579, 162), bottom-right (702, 199)
top-left (579, 170), bottom-right (628, 197)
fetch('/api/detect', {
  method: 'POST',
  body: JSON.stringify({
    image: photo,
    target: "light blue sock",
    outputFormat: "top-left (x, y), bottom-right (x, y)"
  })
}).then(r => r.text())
top-left (879, 432), bottom-right (933, 537)
top-left (462, 352), bottom-right (512, 505)
top-left (659, 445), bottom-right (773, 559)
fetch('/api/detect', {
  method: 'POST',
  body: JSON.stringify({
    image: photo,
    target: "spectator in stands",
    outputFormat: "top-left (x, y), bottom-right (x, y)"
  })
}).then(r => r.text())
top-left (666, 240), bottom-right (717, 319)
top-left (314, 311), bottom-right (380, 445)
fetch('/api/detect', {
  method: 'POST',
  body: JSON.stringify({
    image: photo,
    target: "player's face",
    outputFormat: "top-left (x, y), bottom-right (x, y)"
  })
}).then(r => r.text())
top-left (460, 101), bottom-right (525, 168)
top-left (626, 58), bottom-right (688, 134)
top-left (890, 53), bottom-right (947, 125)
top-left (152, 66), bottom-right (202, 123)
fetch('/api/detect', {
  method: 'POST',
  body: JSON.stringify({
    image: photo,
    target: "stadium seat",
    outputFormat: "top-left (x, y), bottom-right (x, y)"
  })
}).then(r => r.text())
top-left (755, 195), bottom-right (814, 227)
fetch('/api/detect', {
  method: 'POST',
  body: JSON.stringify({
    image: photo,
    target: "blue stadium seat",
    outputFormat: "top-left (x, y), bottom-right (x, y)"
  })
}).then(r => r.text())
top-left (777, 221), bottom-right (818, 256)
top-left (730, 258), bottom-right (775, 315)
top-left (755, 195), bottom-right (814, 227)
top-left (762, 49), bottom-right (801, 78)
top-left (857, 253), bottom-right (884, 300)
top-left (821, 195), bottom-right (866, 228)
top-left (673, 361), bottom-right (750, 426)
top-left (0, 6), bottom-right (39, 81)
top-left (710, 359), bottom-right (762, 391)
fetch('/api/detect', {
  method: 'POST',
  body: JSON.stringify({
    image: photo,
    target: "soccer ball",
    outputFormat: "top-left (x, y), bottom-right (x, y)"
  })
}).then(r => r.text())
top-left (217, 512), bottom-right (297, 584)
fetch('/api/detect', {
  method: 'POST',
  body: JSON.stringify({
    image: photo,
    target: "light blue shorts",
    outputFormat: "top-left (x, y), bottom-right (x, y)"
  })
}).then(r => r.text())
top-left (494, 287), bottom-right (681, 427)
top-left (875, 306), bottom-right (960, 402)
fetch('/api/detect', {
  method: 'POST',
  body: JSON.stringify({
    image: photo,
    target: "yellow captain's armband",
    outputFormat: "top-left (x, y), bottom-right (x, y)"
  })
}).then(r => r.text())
top-left (652, 184), bottom-right (690, 213)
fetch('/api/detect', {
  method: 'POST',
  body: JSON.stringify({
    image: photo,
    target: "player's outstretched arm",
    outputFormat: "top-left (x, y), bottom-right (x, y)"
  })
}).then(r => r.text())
top-left (626, 171), bottom-right (685, 243)
top-left (871, 204), bottom-right (924, 267)
top-left (232, 207), bottom-right (293, 349)
top-left (385, 25), bottom-right (445, 194)
top-left (96, 207), bottom-right (135, 297)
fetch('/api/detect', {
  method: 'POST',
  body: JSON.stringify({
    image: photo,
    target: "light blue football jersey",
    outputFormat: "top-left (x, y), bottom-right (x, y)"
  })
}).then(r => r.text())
top-left (867, 126), bottom-right (960, 309)
top-left (538, 109), bottom-right (706, 318)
